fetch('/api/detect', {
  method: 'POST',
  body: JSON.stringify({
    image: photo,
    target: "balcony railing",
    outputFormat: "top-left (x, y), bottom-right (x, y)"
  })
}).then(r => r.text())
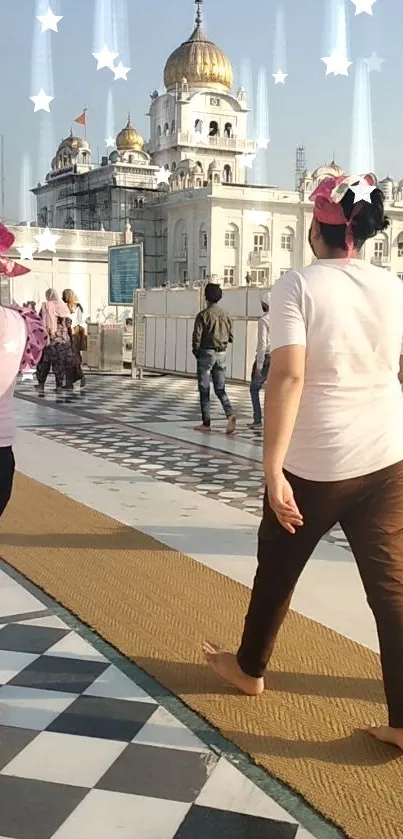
top-left (152, 132), bottom-right (257, 154)
top-left (249, 250), bottom-right (271, 266)
top-left (7, 225), bottom-right (125, 253)
top-left (371, 255), bottom-right (390, 266)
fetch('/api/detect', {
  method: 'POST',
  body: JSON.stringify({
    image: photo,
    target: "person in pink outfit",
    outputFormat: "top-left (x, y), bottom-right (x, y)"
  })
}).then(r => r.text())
top-left (0, 304), bottom-right (47, 515)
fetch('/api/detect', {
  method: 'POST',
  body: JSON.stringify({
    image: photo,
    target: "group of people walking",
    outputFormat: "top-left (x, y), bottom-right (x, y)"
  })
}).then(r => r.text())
top-left (35, 288), bottom-right (86, 395)
top-left (192, 282), bottom-right (270, 432)
top-left (2, 168), bottom-right (403, 752)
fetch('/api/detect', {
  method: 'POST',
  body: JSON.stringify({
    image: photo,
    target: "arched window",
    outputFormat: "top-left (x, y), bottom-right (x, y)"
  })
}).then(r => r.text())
top-left (397, 232), bottom-right (403, 257)
top-left (164, 122), bottom-right (169, 135)
top-left (224, 223), bottom-right (238, 249)
top-left (223, 165), bottom-right (232, 183)
top-left (196, 178), bottom-right (202, 187)
top-left (195, 119), bottom-right (203, 133)
top-left (253, 226), bottom-right (270, 253)
top-left (373, 233), bottom-right (389, 263)
top-left (209, 121), bottom-right (219, 136)
top-left (213, 174), bottom-right (220, 183)
top-left (224, 122), bottom-right (232, 138)
top-left (171, 161), bottom-right (177, 171)
top-left (199, 225), bottom-right (208, 252)
top-left (171, 120), bottom-right (176, 133)
top-left (162, 227), bottom-right (168, 256)
top-left (281, 226), bottom-right (294, 251)
top-left (157, 125), bottom-right (162, 137)
top-left (174, 220), bottom-right (188, 257)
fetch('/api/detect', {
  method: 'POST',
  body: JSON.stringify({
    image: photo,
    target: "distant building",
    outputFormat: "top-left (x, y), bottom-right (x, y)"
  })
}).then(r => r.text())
top-left (32, 0), bottom-right (403, 288)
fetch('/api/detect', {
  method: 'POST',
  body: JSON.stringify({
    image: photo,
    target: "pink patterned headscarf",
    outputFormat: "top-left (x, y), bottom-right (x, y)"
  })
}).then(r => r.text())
top-left (0, 221), bottom-right (47, 370)
top-left (0, 222), bottom-right (30, 277)
top-left (310, 173), bottom-right (378, 257)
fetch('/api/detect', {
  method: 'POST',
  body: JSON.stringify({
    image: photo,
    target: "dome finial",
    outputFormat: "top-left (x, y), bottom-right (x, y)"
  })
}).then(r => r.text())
top-left (195, 0), bottom-right (203, 27)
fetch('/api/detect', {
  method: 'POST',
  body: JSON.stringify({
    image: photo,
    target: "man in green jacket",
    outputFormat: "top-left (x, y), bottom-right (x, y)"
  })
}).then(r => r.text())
top-left (192, 282), bottom-right (236, 434)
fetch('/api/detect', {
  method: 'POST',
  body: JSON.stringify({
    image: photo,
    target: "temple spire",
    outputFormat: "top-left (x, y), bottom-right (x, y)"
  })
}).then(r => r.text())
top-left (195, 0), bottom-right (203, 27)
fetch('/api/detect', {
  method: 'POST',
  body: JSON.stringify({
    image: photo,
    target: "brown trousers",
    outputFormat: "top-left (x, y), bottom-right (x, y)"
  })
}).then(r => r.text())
top-left (237, 460), bottom-right (403, 728)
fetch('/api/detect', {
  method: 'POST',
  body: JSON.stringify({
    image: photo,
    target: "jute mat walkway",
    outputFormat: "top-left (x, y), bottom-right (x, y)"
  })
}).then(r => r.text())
top-left (1, 474), bottom-right (403, 839)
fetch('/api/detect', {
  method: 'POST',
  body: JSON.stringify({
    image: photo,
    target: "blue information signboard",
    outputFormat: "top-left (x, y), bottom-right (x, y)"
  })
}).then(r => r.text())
top-left (108, 244), bottom-right (143, 305)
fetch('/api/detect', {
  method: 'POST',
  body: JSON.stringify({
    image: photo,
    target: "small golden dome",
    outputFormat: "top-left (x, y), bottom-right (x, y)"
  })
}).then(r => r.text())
top-left (164, 1), bottom-right (233, 93)
top-left (57, 131), bottom-right (89, 152)
top-left (116, 117), bottom-right (144, 152)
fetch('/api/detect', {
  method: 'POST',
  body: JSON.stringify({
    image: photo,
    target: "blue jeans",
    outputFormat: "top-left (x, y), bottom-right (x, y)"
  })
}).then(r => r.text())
top-left (197, 349), bottom-right (233, 426)
top-left (250, 355), bottom-right (270, 424)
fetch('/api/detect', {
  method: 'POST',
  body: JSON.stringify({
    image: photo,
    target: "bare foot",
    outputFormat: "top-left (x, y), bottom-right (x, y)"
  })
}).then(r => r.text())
top-left (202, 641), bottom-right (264, 696)
top-left (366, 726), bottom-right (403, 750)
top-left (194, 425), bottom-right (211, 433)
top-left (226, 415), bottom-right (236, 435)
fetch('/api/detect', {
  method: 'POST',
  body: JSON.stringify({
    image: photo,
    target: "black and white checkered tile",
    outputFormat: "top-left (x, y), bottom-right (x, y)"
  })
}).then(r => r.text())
top-left (16, 374), bottom-right (255, 426)
top-left (0, 567), bottom-right (314, 839)
top-left (15, 374), bottom-right (349, 549)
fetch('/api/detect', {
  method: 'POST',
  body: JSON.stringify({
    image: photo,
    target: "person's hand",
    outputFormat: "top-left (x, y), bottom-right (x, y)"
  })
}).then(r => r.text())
top-left (266, 471), bottom-right (303, 534)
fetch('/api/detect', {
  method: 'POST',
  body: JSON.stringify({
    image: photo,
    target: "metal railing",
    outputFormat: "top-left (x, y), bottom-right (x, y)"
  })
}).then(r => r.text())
top-left (249, 250), bottom-right (271, 266)
top-left (7, 225), bottom-right (125, 252)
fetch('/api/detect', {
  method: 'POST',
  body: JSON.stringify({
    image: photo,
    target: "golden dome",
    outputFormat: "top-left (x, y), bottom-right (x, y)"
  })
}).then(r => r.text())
top-left (164, 1), bottom-right (233, 93)
top-left (116, 117), bottom-right (144, 152)
top-left (57, 131), bottom-right (89, 152)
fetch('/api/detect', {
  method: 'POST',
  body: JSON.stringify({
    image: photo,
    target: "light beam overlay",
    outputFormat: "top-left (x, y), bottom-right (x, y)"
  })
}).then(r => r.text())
top-left (272, 1), bottom-right (287, 83)
top-left (105, 88), bottom-right (116, 148)
top-left (349, 59), bottom-right (374, 174)
top-left (31, 0), bottom-right (57, 187)
top-left (322, 0), bottom-right (352, 76)
top-left (253, 67), bottom-right (270, 185)
top-left (19, 153), bottom-right (36, 225)
top-left (240, 58), bottom-right (254, 140)
top-left (93, 0), bottom-right (116, 54)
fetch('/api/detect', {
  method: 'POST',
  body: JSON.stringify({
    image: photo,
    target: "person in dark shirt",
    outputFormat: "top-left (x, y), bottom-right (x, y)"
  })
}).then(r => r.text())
top-left (192, 282), bottom-right (236, 434)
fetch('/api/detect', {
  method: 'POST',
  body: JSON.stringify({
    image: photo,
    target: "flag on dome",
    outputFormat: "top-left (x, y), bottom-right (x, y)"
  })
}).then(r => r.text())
top-left (74, 110), bottom-right (87, 126)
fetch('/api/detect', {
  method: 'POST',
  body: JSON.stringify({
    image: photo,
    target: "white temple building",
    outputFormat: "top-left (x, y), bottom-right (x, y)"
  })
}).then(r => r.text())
top-left (29, 0), bottom-right (403, 289)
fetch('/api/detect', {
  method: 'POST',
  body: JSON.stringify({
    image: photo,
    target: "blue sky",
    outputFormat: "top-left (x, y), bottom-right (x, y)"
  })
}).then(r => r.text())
top-left (1, 0), bottom-right (401, 221)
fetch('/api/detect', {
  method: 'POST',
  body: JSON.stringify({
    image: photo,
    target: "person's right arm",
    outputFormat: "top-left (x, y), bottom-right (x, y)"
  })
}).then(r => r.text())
top-left (192, 313), bottom-right (203, 357)
top-left (256, 318), bottom-right (266, 372)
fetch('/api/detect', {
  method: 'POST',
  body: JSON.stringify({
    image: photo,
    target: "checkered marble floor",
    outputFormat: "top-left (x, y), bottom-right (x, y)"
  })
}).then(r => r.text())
top-left (15, 374), bottom-right (351, 554)
top-left (16, 374), bottom-right (254, 426)
top-left (0, 565), bottom-right (315, 839)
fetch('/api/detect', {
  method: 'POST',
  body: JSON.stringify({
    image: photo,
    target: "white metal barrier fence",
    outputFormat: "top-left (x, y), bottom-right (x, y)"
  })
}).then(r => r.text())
top-left (132, 287), bottom-right (270, 383)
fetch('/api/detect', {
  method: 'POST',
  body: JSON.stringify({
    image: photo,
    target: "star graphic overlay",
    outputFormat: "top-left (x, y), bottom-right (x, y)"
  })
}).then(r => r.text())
top-left (93, 45), bottom-right (119, 72)
top-left (256, 137), bottom-right (270, 150)
top-left (321, 51), bottom-right (353, 77)
top-left (364, 51), bottom-right (384, 73)
top-left (272, 70), bottom-right (288, 84)
top-left (113, 62), bottom-right (131, 81)
top-left (351, 177), bottom-right (376, 204)
top-left (30, 89), bottom-right (54, 112)
top-left (156, 166), bottom-right (172, 185)
top-left (37, 7), bottom-right (63, 32)
top-left (17, 244), bottom-right (37, 261)
top-left (350, 0), bottom-right (377, 15)
top-left (105, 136), bottom-right (116, 149)
top-left (238, 153), bottom-right (256, 169)
top-left (35, 227), bottom-right (60, 254)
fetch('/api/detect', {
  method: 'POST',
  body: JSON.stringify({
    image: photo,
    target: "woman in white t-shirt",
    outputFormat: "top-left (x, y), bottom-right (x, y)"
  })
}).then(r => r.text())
top-left (204, 172), bottom-right (403, 752)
